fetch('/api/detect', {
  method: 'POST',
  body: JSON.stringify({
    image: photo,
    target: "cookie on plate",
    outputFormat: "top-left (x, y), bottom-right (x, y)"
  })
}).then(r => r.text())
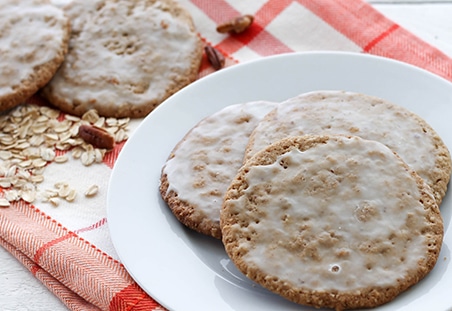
top-left (222, 135), bottom-right (443, 310)
top-left (41, 0), bottom-right (202, 118)
top-left (0, 0), bottom-right (70, 113)
top-left (245, 90), bottom-right (451, 205)
top-left (160, 101), bottom-right (277, 239)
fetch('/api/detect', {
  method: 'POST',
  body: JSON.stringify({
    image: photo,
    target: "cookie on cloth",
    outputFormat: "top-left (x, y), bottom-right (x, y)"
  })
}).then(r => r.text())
top-left (41, 0), bottom-right (202, 118)
top-left (0, 0), bottom-right (70, 113)
top-left (245, 90), bottom-right (451, 205)
top-left (160, 101), bottom-right (277, 239)
top-left (222, 135), bottom-right (443, 310)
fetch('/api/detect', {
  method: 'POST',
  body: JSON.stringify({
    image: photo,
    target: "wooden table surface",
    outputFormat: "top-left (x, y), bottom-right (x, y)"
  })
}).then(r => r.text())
top-left (1, 1), bottom-right (452, 310)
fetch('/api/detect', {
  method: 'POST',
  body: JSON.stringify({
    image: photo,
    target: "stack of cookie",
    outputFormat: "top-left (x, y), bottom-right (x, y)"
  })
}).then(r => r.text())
top-left (160, 90), bottom-right (450, 310)
top-left (0, 0), bottom-right (203, 118)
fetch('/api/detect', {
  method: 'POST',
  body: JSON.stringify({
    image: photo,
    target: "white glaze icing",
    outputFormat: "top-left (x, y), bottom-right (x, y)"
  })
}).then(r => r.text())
top-left (230, 136), bottom-right (432, 291)
top-left (0, 0), bottom-right (67, 96)
top-left (46, 0), bottom-right (200, 110)
top-left (163, 101), bottom-right (277, 222)
top-left (247, 91), bottom-right (438, 190)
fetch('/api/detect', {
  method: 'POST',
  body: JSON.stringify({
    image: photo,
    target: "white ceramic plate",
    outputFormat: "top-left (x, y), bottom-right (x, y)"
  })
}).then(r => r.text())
top-left (107, 52), bottom-right (452, 311)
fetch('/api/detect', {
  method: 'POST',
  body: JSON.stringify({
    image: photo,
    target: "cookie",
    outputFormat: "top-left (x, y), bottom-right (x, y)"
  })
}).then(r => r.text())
top-left (41, 0), bottom-right (202, 118)
top-left (222, 135), bottom-right (443, 310)
top-left (245, 91), bottom-right (451, 205)
top-left (0, 0), bottom-right (70, 113)
top-left (160, 101), bottom-right (277, 239)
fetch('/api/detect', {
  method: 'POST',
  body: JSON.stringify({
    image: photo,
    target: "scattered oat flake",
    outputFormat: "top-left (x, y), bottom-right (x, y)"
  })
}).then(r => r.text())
top-left (82, 109), bottom-right (100, 123)
top-left (115, 128), bottom-right (128, 142)
top-left (66, 189), bottom-right (77, 202)
top-left (94, 149), bottom-right (104, 163)
top-left (106, 118), bottom-right (118, 126)
top-left (0, 151), bottom-right (12, 160)
top-left (4, 190), bottom-right (19, 202)
top-left (0, 179), bottom-right (12, 188)
top-left (65, 115), bottom-right (80, 122)
top-left (94, 117), bottom-right (105, 128)
top-left (40, 148), bottom-right (56, 161)
top-left (18, 159), bottom-right (32, 168)
top-left (0, 103), bottom-right (130, 207)
top-left (40, 106), bottom-right (60, 118)
top-left (0, 198), bottom-right (10, 207)
top-left (54, 155), bottom-right (68, 163)
top-left (71, 147), bottom-right (83, 159)
top-left (21, 190), bottom-right (36, 203)
top-left (30, 174), bottom-right (44, 183)
top-left (85, 184), bottom-right (99, 197)
top-left (32, 158), bottom-right (47, 168)
top-left (81, 151), bottom-right (95, 166)
top-left (58, 185), bottom-right (71, 198)
top-left (54, 181), bottom-right (69, 189)
top-left (44, 189), bottom-right (58, 198)
top-left (49, 197), bottom-right (60, 207)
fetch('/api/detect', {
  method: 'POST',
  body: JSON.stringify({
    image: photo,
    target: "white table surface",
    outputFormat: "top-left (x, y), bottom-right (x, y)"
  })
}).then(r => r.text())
top-left (1, 1), bottom-right (452, 310)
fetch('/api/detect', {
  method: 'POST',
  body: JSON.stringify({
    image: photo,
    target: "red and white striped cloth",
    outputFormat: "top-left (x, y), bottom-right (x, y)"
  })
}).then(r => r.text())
top-left (1, 0), bottom-right (451, 310)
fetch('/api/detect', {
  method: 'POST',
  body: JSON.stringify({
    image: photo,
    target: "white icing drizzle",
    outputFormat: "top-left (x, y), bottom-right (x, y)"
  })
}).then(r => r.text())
top-left (0, 0), bottom-right (67, 95)
top-left (232, 136), bottom-right (432, 291)
top-left (163, 101), bottom-right (277, 222)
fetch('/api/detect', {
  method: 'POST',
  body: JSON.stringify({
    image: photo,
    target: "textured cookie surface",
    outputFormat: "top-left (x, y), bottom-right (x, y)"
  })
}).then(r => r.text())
top-left (41, 0), bottom-right (202, 118)
top-left (222, 135), bottom-right (443, 310)
top-left (160, 101), bottom-right (277, 239)
top-left (0, 0), bottom-right (70, 112)
top-left (245, 91), bottom-right (451, 205)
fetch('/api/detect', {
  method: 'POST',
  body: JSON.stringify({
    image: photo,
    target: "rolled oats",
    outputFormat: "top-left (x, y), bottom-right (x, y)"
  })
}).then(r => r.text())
top-left (94, 117), bottom-right (105, 128)
top-left (32, 158), bottom-right (47, 168)
top-left (81, 109), bottom-right (100, 124)
top-left (49, 197), bottom-right (60, 207)
top-left (18, 159), bottom-right (32, 168)
top-left (54, 155), bottom-right (69, 163)
top-left (64, 115), bottom-right (80, 122)
top-left (65, 189), bottom-right (77, 202)
top-left (40, 106), bottom-right (60, 119)
top-left (30, 175), bottom-right (44, 183)
top-left (106, 118), bottom-right (118, 127)
top-left (84, 184), bottom-right (99, 197)
top-left (81, 151), bottom-right (95, 166)
top-left (71, 147), bottom-right (83, 159)
top-left (57, 184), bottom-right (71, 198)
top-left (40, 148), bottom-right (56, 161)
top-left (94, 149), bottom-right (104, 163)
top-left (115, 128), bottom-right (128, 142)
top-left (0, 151), bottom-right (13, 160)
top-left (0, 103), bottom-right (130, 206)
top-left (21, 190), bottom-right (36, 203)
top-left (0, 198), bottom-right (10, 207)
top-left (4, 190), bottom-right (19, 202)
top-left (0, 178), bottom-right (12, 188)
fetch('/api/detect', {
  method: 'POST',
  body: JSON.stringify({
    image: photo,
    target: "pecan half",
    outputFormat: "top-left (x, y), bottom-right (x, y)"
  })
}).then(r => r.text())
top-left (216, 14), bottom-right (254, 34)
top-left (78, 124), bottom-right (115, 150)
top-left (204, 45), bottom-right (225, 70)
